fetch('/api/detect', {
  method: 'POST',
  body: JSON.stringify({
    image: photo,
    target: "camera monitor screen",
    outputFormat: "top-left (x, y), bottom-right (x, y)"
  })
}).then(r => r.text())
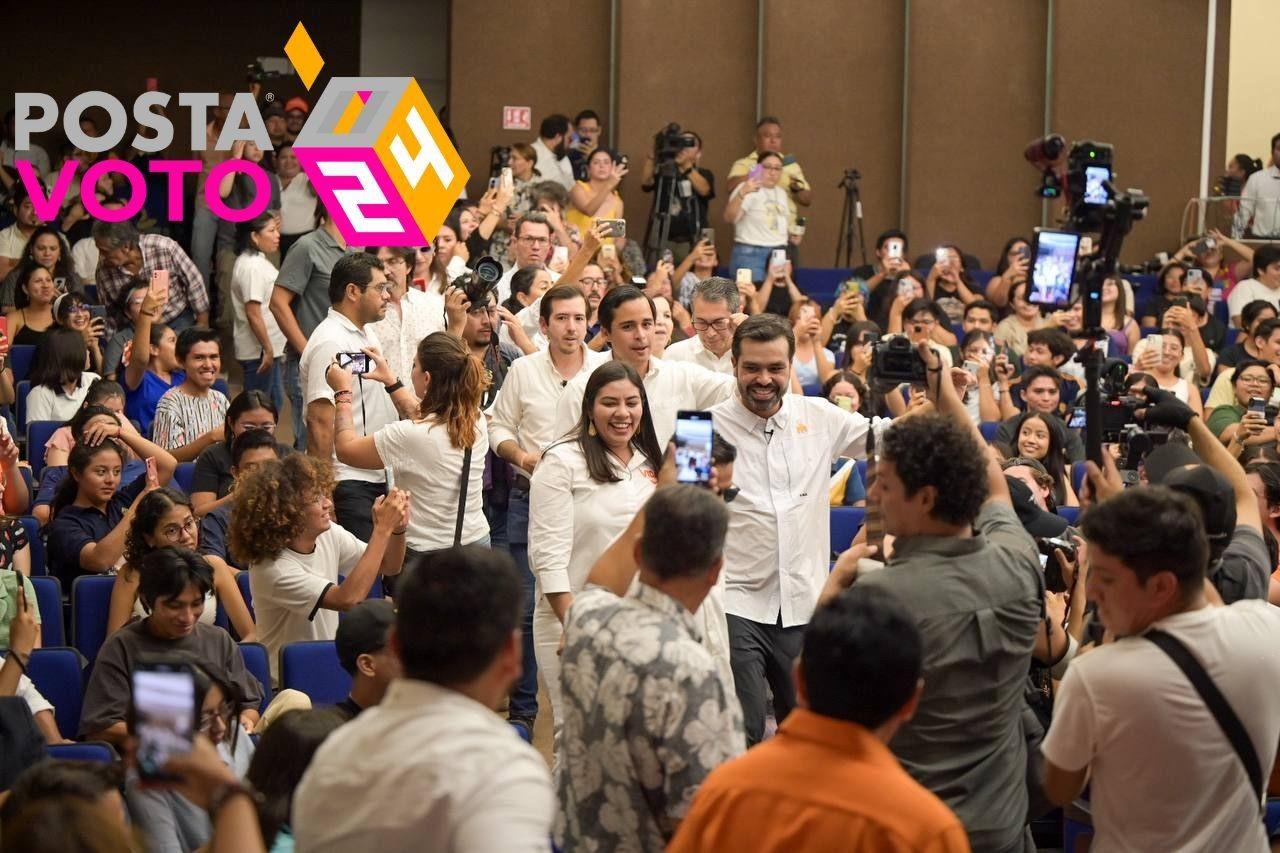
top-left (1030, 229), bottom-right (1081, 308)
top-left (1083, 165), bottom-right (1111, 205)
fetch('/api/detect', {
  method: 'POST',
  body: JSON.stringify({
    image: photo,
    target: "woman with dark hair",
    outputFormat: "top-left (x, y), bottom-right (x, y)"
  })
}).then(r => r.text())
top-left (106, 487), bottom-right (255, 640)
top-left (45, 423), bottom-right (177, 585)
top-left (529, 360), bottom-right (663, 739)
top-left (189, 390), bottom-right (286, 516)
top-left (1207, 360), bottom-right (1276, 446)
top-left (43, 380), bottom-right (130, 467)
top-left (101, 277), bottom-right (148, 380)
top-left (329, 332), bottom-right (490, 553)
top-left (994, 279), bottom-right (1048, 358)
top-left (246, 709), bottom-right (345, 851)
top-left (0, 225), bottom-right (82, 308)
top-left (567, 148), bottom-right (626, 246)
top-left (232, 210), bottom-right (286, 413)
top-left (1141, 261), bottom-right (1189, 328)
top-left (983, 235), bottom-right (1031, 307)
top-left (53, 291), bottom-right (105, 374)
top-left (502, 266), bottom-right (553, 316)
top-left (122, 280), bottom-right (183, 436)
top-left (1244, 460), bottom-right (1280, 582)
top-left (1012, 411), bottom-right (1077, 507)
top-left (926, 243), bottom-right (981, 322)
top-left (7, 260), bottom-right (58, 347)
top-left (725, 150), bottom-right (790, 283)
top-left (1173, 226), bottom-right (1254, 292)
top-left (1136, 328), bottom-right (1204, 417)
top-left (26, 327), bottom-right (100, 423)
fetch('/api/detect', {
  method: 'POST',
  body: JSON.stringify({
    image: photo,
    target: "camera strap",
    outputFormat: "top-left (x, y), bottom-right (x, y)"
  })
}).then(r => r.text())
top-left (1145, 628), bottom-right (1264, 816)
top-left (454, 445), bottom-right (472, 548)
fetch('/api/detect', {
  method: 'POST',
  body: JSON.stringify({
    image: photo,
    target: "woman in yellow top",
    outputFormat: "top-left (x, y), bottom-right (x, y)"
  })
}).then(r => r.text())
top-left (567, 149), bottom-right (627, 244)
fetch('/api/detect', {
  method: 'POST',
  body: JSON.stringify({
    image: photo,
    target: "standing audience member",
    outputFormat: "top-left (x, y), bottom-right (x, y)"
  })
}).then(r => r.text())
top-left (641, 130), bottom-right (715, 263)
top-left (332, 600), bottom-right (400, 720)
top-left (726, 117), bottom-right (812, 257)
top-left (663, 277), bottom-right (743, 374)
top-left (531, 113), bottom-right (576, 192)
top-left (229, 454), bottom-right (409, 684)
top-left (724, 151), bottom-right (790, 284)
top-left (293, 547), bottom-right (554, 851)
top-left (231, 211), bottom-right (286, 413)
top-left (669, 585), bottom-right (970, 853)
top-left (276, 144), bottom-right (317, 258)
top-left (558, 486), bottom-right (745, 851)
top-left (151, 327), bottom-right (230, 462)
top-left (91, 219), bottom-right (209, 332)
top-left (366, 245), bottom-right (444, 383)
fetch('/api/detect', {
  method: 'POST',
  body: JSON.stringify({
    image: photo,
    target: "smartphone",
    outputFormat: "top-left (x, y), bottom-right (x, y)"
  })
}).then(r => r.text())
top-left (337, 352), bottom-right (372, 375)
top-left (130, 660), bottom-right (197, 781)
top-left (1029, 229), bottom-right (1082, 308)
top-left (1186, 269), bottom-right (1203, 285)
top-left (935, 247), bottom-right (948, 265)
top-left (1249, 396), bottom-right (1267, 417)
top-left (145, 456), bottom-right (158, 484)
top-left (674, 410), bottom-right (714, 486)
top-left (770, 248), bottom-right (787, 270)
top-left (897, 278), bottom-right (916, 299)
top-left (1146, 334), bottom-right (1164, 361)
top-left (736, 268), bottom-right (753, 285)
top-left (886, 240), bottom-right (904, 260)
top-left (53, 276), bottom-right (67, 293)
top-left (1067, 407), bottom-right (1087, 429)
top-left (487, 177), bottom-right (499, 190)
top-left (660, 248), bottom-right (674, 266)
top-left (963, 359), bottom-right (981, 378)
top-left (699, 228), bottom-right (715, 245)
top-left (1169, 295), bottom-right (1190, 309)
top-left (151, 269), bottom-right (170, 292)
top-left (552, 246), bottom-right (569, 266)
top-left (500, 166), bottom-right (513, 189)
top-left (747, 163), bottom-right (765, 182)
top-left (600, 243), bottom-right (617, 261)
top-left (596, 219), bottom-right (626, 239)
top-left (835, 397), bottom-right (853, 411)
top-left (1193, 236), bottom-right (1216, 255)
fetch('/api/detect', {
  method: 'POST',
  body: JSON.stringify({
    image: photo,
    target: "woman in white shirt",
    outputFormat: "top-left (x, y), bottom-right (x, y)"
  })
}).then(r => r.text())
top-left (724, 150), bottom-right (790, 284)
top-left (276, 145), bottom-right (316, 258)
top-left (1136, 328), bottom-right (1204, 417)
top-left (231, 211), bottom-right (286, 415)
top-left (26, 327), bottom-right (100, 423)
top-left (329, 332), bottom-right (490, 554)
top-left (528, 360), bottom-right (664, 738)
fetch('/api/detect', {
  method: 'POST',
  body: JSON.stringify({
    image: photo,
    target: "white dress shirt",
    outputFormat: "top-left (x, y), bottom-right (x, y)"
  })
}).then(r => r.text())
top-left (299, 308), bottom-right (400, 484)
top-left (293, 678), bottom-right (554, 853)
top-left (531, 137), bottom-right (576, 192)
top-left (554, 356), bottom-right (736, 445)
top-left (662, 335), bottom-right (734, 374)
top-left (489, 345), bottom-right (609, 463)
top-left (1226, 276), bottom-right (1280, 321)
top-left (368, 291), bottom-right (445, 382)
top-left (711, 393), bottom-right (873, 627)
top-left (1235, 165), bottom-right (1280, 238)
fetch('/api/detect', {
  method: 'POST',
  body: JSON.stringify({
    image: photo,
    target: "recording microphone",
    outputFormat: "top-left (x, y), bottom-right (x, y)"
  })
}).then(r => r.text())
top-left (763, 427), bottom-right (775, 443)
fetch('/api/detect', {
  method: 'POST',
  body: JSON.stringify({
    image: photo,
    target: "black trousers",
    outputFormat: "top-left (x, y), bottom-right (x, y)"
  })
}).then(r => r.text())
top-left (333, 480), bottom-right (387, 543)
top-left (727, 613), bottom-right (806, 745)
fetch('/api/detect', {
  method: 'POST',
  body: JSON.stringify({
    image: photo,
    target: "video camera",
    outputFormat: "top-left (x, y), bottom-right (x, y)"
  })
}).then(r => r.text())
top-left (869, 335), bottom-right (927, 385)
top-left (653, 123), bottom-right (696, 163)
top-left (246, 57), bottom-right (293, 84)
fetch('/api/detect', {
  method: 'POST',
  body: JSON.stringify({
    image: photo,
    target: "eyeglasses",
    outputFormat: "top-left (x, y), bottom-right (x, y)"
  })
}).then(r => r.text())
top-left (1238, 374), bottom-right (1271, 386)
top-left (760, 165), bottom-right (783, 173)
top-left (467, 304), bottom-right (498, 316)
top-left (384, 257), bottom-right (408, 267)
top-left (692, 318), bottom-right (732, 332)
top-left (519, 236), bottom-right (551, 247)
top-left (159, 516), bottom-right (198, 542)
top-left (579, 277), bottom-right (607, 288)
top-left (359, 283), bottom-right (392, 295)
top-left (199, 701), bottom-right (235, 733)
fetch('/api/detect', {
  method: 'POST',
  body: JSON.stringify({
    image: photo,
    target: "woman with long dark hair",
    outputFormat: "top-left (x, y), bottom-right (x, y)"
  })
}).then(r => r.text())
top-left (232, 210), bottom-right (286, 413)
top-left (189, 389), bottom-right (284, 516)
top-left (7, 260), bottom-right (58, 347)
top-left (1011, 410), bottom-right (1077, 507)
top-left (26, 326), bottom-right (99, 423)
top-left (0, 225), bottom-right (82, 308)
top-left (528, 360), bottom-right (663, 740)
top-left (246, 709), bottom-right (346, 851)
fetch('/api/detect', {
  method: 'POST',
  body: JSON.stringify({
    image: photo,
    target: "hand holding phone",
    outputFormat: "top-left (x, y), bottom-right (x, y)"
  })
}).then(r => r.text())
top-left (674, 411), bottom-right (714, 486)
top-left (770, 248), bottom-right (787, 271)
top-left (337, 352), bottom-right (372, 375)
top-left (130, 661), bottom-right (197, 782)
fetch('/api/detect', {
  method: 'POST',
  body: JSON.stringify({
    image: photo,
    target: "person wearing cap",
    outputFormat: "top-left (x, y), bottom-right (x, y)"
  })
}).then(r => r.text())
top-left (333, 599), bottom-right (400, 720)
top-left (262, 102), bottom-right (287, 149)
top-left (283, 97), bottom-right (309, 144)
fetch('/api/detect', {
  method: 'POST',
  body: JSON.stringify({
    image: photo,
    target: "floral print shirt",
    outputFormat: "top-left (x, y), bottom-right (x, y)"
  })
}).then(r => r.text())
top-left (556, 582), bottom-right (745, 851)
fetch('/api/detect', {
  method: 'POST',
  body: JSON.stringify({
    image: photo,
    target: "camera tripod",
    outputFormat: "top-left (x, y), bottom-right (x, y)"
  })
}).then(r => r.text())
top-left (643, 158), bottom-right (684, 267)
top-left (834, 168), bottom-right (868, 269)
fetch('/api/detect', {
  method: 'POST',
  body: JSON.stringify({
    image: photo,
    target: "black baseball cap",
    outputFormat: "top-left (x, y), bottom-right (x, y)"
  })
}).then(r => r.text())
top-left (1158, 464), bottom-right (1237, 562)
top-left (1005, 475), bottom-right (1069, 539)
top-left (335, 599), bottom-right (395, 675)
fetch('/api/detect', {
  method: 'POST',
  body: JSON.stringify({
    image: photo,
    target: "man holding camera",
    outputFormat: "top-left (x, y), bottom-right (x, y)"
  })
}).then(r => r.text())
top-left (566, 109), bottom-right (603, 182)
top-left (641, 127), bottom-right (715, 264)
top-left (727, 117), bottom-right (811, 256)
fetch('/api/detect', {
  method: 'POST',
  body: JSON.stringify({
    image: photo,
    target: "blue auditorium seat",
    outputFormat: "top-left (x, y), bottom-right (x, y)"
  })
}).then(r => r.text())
top-left (280, 640), bottom-right (352, 706)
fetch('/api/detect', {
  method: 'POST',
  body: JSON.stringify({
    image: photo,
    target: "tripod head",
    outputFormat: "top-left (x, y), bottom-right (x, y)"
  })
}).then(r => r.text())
top-left (837, 168), bottom-right (863, 190)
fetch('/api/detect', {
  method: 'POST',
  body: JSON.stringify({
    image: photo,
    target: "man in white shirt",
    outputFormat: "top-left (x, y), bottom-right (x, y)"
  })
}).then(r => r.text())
top-left (0, 183), bottom-right (43, 279)
top-left (555, 286), bottom-right (736, 444)
top-left (530, 113), bottom-right (576, 192)
top-left (367, 245), bottom-right (444, 381)
top-left (1226, 245), bottom-right (1280, 329)
top-left (1042, 486), bottom-right (1280, 852)
top-left (293, 546), bottom-right (554, 852)
top-left (300, 252), bottom-right (408, 542)
top-left (664, 276), bottom-right (746, 374)
top-left (1234, 133), bottom-right (1280, 239)
top-left (495, 213), bottom-right (556, 304)
top-left (490, 283), bottom-right (607, 733)
top-left (1, 108), bottom-right (52, 188)
top-left (710, 313), bottom-right (871, 744)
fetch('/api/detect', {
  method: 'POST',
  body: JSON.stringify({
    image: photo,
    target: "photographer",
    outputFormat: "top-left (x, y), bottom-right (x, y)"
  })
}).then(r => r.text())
top-left (566, 109), bottom-right (603, 181)
top-left (641, 127), bottom-right (714, 264)
top-left (887, 297), bottom-right (955, 367)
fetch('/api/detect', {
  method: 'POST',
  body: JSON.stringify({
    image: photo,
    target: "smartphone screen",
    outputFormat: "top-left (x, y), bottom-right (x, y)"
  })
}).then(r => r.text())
top-left (131, 662), bottom-right (196, 781)
top-left (1029, 229), bottom-right (1081, 308)
top-left (674, 410), bottom-right (714, 486)
top-left (770, 249), bottom-right (787, 270)
top-left (897, 279), bottom-right (916, 299)
top-left (935, 248), bottom-right (948, 265)
top-left (886, 240), bottom-right (904, 260)
top-left (1083, 165), bottom-right (1111, 205)
top-left (337, 352), bottom-right (372, 375)
top-left (736, 268), bottom-right (753, 285)
top-left (748, 164), bottom-right (764, 182)
top-left (1068, 408), bottom-right (1086, 429)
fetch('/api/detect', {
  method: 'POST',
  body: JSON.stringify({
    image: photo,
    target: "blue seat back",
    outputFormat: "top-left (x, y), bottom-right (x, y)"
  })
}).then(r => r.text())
top-left (30, 575), bottom-right (64, 647)
top-left (1056, 506), bottom-right (1080, 525)
top-left (26, 647), bottom-right (83, 738)
top-left (46, 741), bottom-right (115, 762)
top-left (829, 507), bottom-right (867, 554)
top-left (71, 575), bottom-right (116, 663)
top-left (236, 570), bottom-right (254, 619)
top-left (173, 462), bottom-right (196, 494)
top-left (8, 345), bottom-right (35, 383)
top-left (1071, 462), bottom-right (1087, 497)
top-left (19, 516), bottom-right (46, 577)
top-left (280, 640), bottom-right (351, 706)
top-left (979, 421), bottom-right (1000, 442)
top-left (15, 380), bottom-right (29, 431)
top-left (237, 642), bottom-right (273, 715)
top-left (26, 420), bottom-right (62, 480)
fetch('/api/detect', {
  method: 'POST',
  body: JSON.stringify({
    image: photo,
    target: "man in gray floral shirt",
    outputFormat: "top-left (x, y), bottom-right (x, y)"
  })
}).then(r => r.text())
top-left (557, 486), bottom-right (745, 851)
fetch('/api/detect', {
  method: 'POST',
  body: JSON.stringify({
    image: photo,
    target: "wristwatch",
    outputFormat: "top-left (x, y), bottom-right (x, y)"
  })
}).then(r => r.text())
top-left (208, 778), bottom-right (262, 819)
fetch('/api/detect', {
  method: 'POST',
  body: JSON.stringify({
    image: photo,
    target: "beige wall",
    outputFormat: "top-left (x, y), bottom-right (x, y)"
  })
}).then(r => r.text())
top-left (1226, 0), bottom-right (1279, 164)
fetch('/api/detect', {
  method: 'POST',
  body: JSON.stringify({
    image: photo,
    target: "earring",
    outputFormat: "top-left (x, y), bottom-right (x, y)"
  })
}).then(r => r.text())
top-left (588, 423), bottom-right (597, 436)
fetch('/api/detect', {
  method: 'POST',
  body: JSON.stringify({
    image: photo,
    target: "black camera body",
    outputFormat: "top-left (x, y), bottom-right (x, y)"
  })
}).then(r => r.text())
top-left (654, 123), bottom-right (695, 163)
top-left (1036, 536), bottom-right (1076, 592)
top-left (453, 256), bottom-right (504, 306)
top-left (870, 336), bottom-right (927, 385)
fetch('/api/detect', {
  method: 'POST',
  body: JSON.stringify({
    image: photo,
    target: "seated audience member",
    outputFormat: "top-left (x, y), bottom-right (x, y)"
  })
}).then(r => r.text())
top-left (789, 298), bottom-right (836, 388)
top-left (0, 224), bottom-right (83, 307)
top-left (1226, 243), bottom-right (1280, 328)
top-left (0, 798), bottom-right (139, 853)
top-left (1131, 328), bottom-right (1204, 416)
top-left (851, 229), bottom-right (912, 293)
top-left (1206, 319), bottom-right (1280, 411)
top-left (887, 296), bottom-right (955, 366)
top-left (982, 236), bottom-right (1031, 308)
top-left (190, 390), bottom-right (288, 516)
top-left (962, 298), bottom-right (998, 335)
top-left (957, 330), bottom-right (1014, 424)
top-left (151, 327), bottom-right (230, 461)
top-left (80, 548), bottom-right (263, 744)
top-left (994, 365), bottom-right (1084, 461)
top-left (854, 349), bottom-right (1042, 853)
top-left (122, 281), bottom-right (184, 436)
top-left (7, 260), bottom-right (58, 348)
top-left (925, 243), bottom-right (980, 322)
top-left (245, 708), bottom-right (346, 852)
top-left (1097, 275), bottom-right (1140, 355)
top-left (558, 487), bottom-right (745, 850)
top-left (1206, 360), bottom-right (1276, 443)
top-left (0, 578), bottom-right (67, 746)
top-left (819, 283), bottom-right (868, 355)
top-left (1008, 411), bottom-right (1078, 507)
top-left (25, 327), bottom-right (100, 423)
top-left (1141, 260), bottom-right (1190, 327)
top-left (332, 599), bottom-right (400, 720)
top-left (200, 430), bottom-right (284, 570)
top-left (228, 454), bottom-right (409, 683)
top-left (293, 546), bottom-right (554, 851)
top-left (101, 277), bottom-right (149, 380)
top-left (46, 424), bottom-right (177, 585)
top-left (53, 292), bottom-right (104, 375)
top-left (34, 402), bottom-right (141, 525)
top-left (1022, 327), bottom-right (1075, 375)
top-left (125, 660), bottom-right (257, 853)
top-left (0, 760), bottom-right (126, 830)
top-left (669, 585), bottom-right (969, 853)
top-left (0, 422), bottom-right (28, 516)
top-left (673, 239), bottom-right (718, 309)
top-left (1217, 299), bottom-right (1276, 374)
top-left (1041, 486), bottom-right (1280, 852)
top-left (91, 218), bottom-right (210, 332)
top-left (105, 488), bottom-right (255, 640)
top-left (994, 280), bottom-right (1047, 358)
top-left (44, 380), bottom-right (128, 468)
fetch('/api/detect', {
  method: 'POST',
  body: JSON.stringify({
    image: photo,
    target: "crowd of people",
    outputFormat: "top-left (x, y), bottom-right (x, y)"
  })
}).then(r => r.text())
top-left (1, 91), bottom-right (1280, 853)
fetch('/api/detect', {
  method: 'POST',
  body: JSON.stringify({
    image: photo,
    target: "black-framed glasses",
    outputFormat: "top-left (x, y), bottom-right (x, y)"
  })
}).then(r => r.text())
top-left (692, 318), bottom-right (732, 332)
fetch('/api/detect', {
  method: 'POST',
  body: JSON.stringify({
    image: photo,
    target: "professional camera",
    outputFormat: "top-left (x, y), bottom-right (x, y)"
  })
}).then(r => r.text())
top-left (246, 57), bottom-right (293, 84)
top-left (653, 123), bottom-right (696, 163)
top-left (1036, 536), bottom-right (1077, 592)
top-left (869, 335), bottom-right (927, 385)
top-left (453, 256), bottom-right (504, 306)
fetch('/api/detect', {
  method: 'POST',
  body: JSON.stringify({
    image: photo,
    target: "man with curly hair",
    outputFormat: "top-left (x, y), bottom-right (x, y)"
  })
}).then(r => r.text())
top-left (847, 341), bottom-right (1043, 853)
top-left (228, 453), bottom-right (410, 684)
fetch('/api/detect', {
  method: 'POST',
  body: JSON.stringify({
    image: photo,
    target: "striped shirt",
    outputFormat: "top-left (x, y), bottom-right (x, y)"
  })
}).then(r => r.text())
top-left (96, 234), bottom-right (210, 334)
top-left (152, 387), bottom-right (229, 451)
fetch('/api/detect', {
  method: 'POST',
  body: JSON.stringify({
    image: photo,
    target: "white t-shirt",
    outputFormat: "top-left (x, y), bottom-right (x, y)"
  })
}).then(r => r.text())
top-left (26, 373), bottom-right (100, 423)
top-left (231, 252), bottom-right (287, 361)
top-left (279, 173), bottom-right (318, 236)
top-left (1042, 601), bottom-right (1280, 853)
top-left (728, 184), bottom-right (790, 247)
top-left (71, 237), bottom-right (98, 283)
top-left (372, 417), bottom-right (489, 552)
top-left (0, 224), bottom-right (30, 260)
top-left (249, 523), bottom-right (365, 683)
top-left (1227, 277), bottom-right (1280, 321)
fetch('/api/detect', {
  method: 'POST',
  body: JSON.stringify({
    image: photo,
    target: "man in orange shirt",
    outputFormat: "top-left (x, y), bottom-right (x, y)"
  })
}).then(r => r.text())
top-left (668, 583), bottom-right (970, 853)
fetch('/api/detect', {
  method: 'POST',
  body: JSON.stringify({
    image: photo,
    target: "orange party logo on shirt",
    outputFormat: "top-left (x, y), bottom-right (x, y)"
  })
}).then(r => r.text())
top-left (640, 468), bottom-right (658, 484)
top-left (795, 422), bottom-right (808, 434)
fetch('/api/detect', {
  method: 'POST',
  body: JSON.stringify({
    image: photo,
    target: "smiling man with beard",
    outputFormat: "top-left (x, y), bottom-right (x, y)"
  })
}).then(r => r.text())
top-left (710, 313), bottom-right (877, 745)
top-left (151, 327), bottom-right (230, 463)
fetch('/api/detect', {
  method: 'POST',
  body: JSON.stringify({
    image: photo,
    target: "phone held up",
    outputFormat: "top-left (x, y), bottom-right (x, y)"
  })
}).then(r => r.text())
top-left (596, 218), bottom-right (626, 239)
top-left (674, 410), bottom-right (714, 487)
top-left (337, 352), bottom-right (373, 376)
top-left (130, 659), bottom-right (198, 781)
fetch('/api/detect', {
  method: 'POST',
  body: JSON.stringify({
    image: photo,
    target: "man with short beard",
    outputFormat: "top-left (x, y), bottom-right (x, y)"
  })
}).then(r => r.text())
top-left (710, 313), bottom-right (875, 745)
top-left (531, 114), bottom-right (575, 192)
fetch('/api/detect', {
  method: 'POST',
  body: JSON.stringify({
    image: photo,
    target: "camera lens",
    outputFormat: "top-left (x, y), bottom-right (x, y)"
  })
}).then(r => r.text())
top-left (474, 256), bottom-right (503, 283)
